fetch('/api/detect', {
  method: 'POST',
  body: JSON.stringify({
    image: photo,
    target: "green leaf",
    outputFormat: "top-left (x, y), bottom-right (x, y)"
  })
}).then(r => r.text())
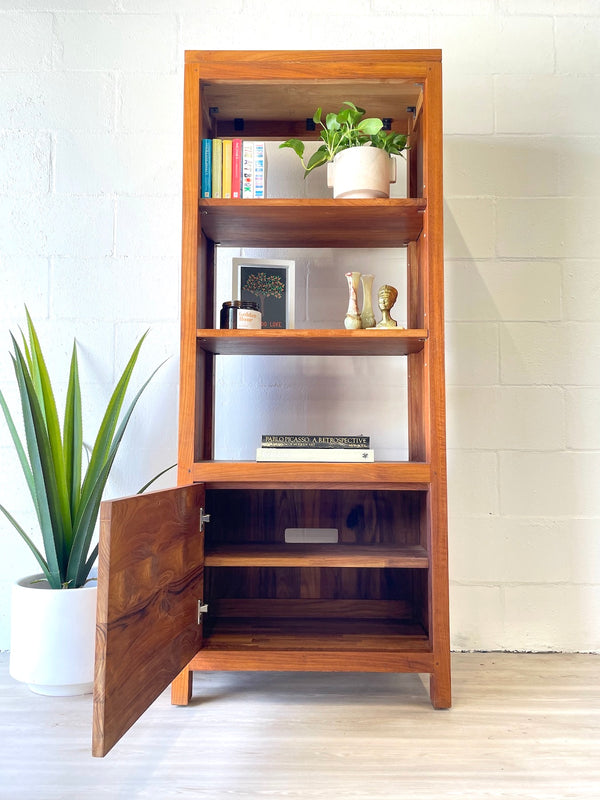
top-left (304, 147), bottom-right (329, 176)
top-left (312, 107), bottom-right (322, 125)
top-left (83, 544), bottom-right (98, 581)
top-left (279, 139), bottom-right (305, 159)
top-left (20, 326), bottom-right (43, 416)
top-left (325, 112), bottom-right (341, 131)
top-left (67, 454), bottom-right (113, 587)
top-left (68, 357), bottom-right (165, 587)
top-left (76, 332), bottom-right (148, 528)
top-left (137, 463), bottom-right (177, 495)
top-left (357, 118), bottom-right (383, 136)
top-left (11, 337), bottom-right (64, 586)
top-left (63, 342), bottom-right (83, 518)
top-left (1, 313), bottom-right (164, 588)
top-left (0, 385), bottom-right (36, 512)
top-left (0, 503), bottom-right (53, 585)
top-left (25, 311), bottom-right (73, 551)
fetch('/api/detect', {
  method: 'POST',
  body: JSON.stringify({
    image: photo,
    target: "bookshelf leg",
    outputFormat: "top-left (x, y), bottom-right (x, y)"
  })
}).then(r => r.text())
top-left (171, 665), bottom-right (194, 705)
top-left (430, 660), bottom-right (452, 709)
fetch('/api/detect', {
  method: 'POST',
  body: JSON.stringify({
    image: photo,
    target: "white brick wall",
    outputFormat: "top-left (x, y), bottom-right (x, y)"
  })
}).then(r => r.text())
top-left (0, 2), bottom-right (599, 654)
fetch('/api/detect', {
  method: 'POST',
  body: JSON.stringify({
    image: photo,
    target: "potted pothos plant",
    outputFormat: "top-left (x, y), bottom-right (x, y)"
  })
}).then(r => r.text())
top-left (280, 101), bottom-right (408, 198)
top-left (0, 311), bottom-right (170, 695)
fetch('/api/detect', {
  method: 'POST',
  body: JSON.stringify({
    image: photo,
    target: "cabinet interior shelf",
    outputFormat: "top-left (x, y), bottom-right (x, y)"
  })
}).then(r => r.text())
top-left (199, 198), bottom-right (426, 247)
top-left (205, 543), bottom-right (429, 568)
top-left (196, 617), bottom-right (431, 654)
top-left (197, 328), bottom-right (427, 356)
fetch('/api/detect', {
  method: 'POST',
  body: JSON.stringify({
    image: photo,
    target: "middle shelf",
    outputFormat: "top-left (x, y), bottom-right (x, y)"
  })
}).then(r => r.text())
top-left (197, 328), bottom-right (427, 356)
top-left (192, 461), bottom-right (431, 487)
top-left (205, 543), bottom-right (429, 568)
top-left (199, 198), bottom-right (427, 248)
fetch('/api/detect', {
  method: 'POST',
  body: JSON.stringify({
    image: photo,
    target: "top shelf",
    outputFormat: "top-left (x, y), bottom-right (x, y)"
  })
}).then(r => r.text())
top-left (198, 198), bottom-right (426, 248)
top-left (188, 49), bottom-right (437, 131)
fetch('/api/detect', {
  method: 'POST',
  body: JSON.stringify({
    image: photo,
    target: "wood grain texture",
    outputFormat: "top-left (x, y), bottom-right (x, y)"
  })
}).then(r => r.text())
top-left (204, 488), bottom-right (427, 544)
top-left (191, 615), bottom-right (433, 672)
top-left (191, 461), bottom-right (431, 488)
top-left (170, 664), bottom-right (193, 706)
top-left (210, 598), bottom-right (414, 619)
top-left (199, 199), bottom-right (426, 248)
top-left (93, 484), bottom-right (205, 757)
top-left (177, 61), bottom-right (202, 483)
top-left (421, 61), bottom-right (451, 710)
top-left (205, 544), bottom-right (429, 568)
top-left (196, 327), bottom-right (427, 356)
top-left (173, 49), bottom-right (451, 716)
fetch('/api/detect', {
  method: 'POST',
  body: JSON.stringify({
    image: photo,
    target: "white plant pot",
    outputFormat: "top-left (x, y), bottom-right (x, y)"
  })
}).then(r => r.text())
top-left (327, 146), bottom-right (397, 199)
top-left (9, 571), bottom-right (98, 696)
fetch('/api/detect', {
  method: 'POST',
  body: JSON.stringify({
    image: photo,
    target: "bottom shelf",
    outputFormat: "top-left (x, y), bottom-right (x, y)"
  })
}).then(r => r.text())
top-left (189, 616), bottom-right (434, 674)
top-left (203, 617), bottom-right (429, 651)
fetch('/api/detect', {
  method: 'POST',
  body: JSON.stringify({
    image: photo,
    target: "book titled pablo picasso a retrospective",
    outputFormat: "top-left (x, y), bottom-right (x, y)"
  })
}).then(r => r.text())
top-left (261, 434), bottom-right (370, 449)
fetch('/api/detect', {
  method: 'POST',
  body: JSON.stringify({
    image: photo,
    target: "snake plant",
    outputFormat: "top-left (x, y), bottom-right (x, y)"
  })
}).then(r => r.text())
top-left (0, 311), bottom-right (165, 589)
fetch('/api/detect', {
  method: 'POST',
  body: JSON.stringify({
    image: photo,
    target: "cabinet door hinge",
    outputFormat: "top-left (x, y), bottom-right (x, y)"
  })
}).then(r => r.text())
top-left (199, 507), bottom-right (210, 532)
top-left (197, 600), bottom-right (208, 624)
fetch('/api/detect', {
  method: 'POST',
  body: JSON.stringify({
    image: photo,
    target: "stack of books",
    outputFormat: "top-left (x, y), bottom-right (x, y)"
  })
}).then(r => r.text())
top-left (202, 139), bottom-right (266, 199)
top-left (256, 434), bottom-right (374, 462)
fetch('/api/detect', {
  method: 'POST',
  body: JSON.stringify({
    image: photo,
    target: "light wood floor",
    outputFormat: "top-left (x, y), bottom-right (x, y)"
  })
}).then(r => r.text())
top-left (1, 652), bottom-right (598, 799)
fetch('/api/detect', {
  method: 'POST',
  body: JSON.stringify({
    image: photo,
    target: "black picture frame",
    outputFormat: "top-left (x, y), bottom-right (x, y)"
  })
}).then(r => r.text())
top-left (232, 258), bottom-right (295, 330)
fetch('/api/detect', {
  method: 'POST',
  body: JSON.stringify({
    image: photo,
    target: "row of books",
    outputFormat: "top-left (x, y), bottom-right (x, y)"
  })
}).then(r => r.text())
top-left (256, 434), bottom-right (374, 462)
top-left (201, 139), bottom-right (266, 199)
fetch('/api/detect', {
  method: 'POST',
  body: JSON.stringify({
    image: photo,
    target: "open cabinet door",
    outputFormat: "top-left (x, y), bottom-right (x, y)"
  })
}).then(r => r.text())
top-left (92, 483), bottom-right (205, 757)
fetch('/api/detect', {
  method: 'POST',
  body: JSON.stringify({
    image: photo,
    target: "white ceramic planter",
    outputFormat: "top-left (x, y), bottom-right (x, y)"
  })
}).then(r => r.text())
top-left (327, 146), bottom-right (397, 199)
top-left (9, 570), bottom-right (98, 696)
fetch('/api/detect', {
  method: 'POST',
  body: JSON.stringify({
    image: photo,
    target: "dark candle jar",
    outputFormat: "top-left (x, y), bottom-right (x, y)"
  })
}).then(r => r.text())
top-left (220, 301), bottom-right (261, 329)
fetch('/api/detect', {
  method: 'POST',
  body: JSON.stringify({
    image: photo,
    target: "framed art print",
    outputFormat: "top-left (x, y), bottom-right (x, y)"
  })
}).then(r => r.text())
top-left (232, 258), bottom-right (295, 329)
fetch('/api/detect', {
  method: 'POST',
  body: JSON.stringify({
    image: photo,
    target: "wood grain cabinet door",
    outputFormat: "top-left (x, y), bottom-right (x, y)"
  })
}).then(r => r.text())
top-left (92, 483), bottom-right (206, 757)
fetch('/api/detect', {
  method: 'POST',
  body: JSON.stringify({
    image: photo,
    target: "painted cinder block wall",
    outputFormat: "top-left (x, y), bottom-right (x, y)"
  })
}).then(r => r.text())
top-left (1, 0), bottom-right (599, 652)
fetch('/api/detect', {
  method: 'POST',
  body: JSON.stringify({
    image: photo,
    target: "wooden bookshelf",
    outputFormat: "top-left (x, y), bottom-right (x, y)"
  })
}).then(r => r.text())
top-left (92, 50), bottom-right (450, 758)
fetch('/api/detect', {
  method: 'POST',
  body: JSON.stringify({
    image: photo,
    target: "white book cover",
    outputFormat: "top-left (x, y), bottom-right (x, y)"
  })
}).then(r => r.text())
top-left (253, 141), bottom-right (266, 198)
top-left (256, 447), bottom-right (374, 462)
top-left (242, 140), bottom-right (254, 199)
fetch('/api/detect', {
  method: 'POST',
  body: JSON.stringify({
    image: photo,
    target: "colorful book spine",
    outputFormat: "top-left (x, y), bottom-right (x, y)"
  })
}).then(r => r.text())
top-left (201, 139), bottom-right (212, 198)
top-left (211, 138), bottom-right (223, 198)
top-left (231, 138), bottom-right (242, 199)
top-left (242, 140), bottom-right (254, 199)
top-left (256, 447), bottom-right (374, 463)
top-left (261, 435), bottom-right (370, 449)
top-left (253, 141), bottom-right (266, 199)
top-left (221, 139), bottom-right (232, 199)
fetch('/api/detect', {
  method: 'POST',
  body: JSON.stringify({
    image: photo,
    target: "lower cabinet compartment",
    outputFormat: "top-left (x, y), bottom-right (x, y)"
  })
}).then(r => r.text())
top-left (199, 488), bottom-right (432, 663)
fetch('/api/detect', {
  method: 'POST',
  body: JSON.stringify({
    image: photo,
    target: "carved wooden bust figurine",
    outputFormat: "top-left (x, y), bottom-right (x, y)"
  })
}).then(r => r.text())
top-left (376, 284), bottom-right (398, 328)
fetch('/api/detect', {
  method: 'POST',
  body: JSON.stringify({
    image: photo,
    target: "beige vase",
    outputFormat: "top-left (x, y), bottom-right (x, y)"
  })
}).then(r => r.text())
top-left (327, 146), bottom-right (397, 199)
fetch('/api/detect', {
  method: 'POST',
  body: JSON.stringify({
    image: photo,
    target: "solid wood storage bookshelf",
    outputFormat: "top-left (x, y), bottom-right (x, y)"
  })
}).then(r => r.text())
top-left (92, 49), bottom-right (450, 757)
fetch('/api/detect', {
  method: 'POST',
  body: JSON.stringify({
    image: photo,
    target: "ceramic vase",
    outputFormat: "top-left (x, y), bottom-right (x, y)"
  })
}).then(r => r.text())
top-left (327, 146), bottom-right (397, 199)
top-left (360, 273), bottom-right (376, 329)
top-left (9, 570), bottom-right (98, 696)
top-left (344, 271), bottom-right (362, 329)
